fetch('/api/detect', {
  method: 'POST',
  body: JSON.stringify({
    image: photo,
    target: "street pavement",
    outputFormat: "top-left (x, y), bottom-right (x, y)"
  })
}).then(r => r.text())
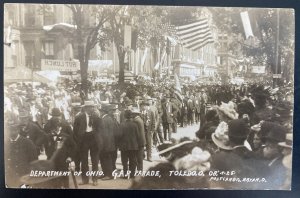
top-left (69, 123), bottom-right (200, 189)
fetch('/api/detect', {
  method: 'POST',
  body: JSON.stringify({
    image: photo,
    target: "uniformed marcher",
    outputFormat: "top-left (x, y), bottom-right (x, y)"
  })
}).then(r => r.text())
top-left (140, 101), bottom-right (155, 162)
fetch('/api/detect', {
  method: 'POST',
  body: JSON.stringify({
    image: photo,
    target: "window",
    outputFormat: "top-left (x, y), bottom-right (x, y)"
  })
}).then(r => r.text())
top-left (23, 41), bottom-right (37, 69)
top-left (11, 41), bottom-right (19, 67)
top-left (43, 41), bottom-right (54, 59)
top-left (24, 5), bottom-right (36, 26)
top-left (43, 5), bottom-right (55, 25)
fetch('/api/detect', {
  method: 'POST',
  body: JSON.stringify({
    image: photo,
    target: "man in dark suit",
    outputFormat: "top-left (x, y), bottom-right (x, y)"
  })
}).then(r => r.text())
top-left (194, 93), bottom-right (202, 124)
top-left (18, 111), bottom-right (47, 155)
top-left (98, 104), bottom-right (120, 180)
top-left (140, 101), bottom-right (155, 162)
top-left (73, 101), bottom-right (100, 186)
top-left (162, 96), bottom-right (178, 141)
top-left (5, 122), bottom-right (38, 188)
top-left (119, 110), bottom-right (144, 178)
top-left (131, 107), bottom-right (146, 171)
top-left (44, 108), bottom-right (74, 159)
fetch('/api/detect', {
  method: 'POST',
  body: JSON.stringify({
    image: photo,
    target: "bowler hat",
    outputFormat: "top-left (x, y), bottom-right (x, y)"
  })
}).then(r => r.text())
top-left (50, 108), bottom-right (62, 117)
top-left (228, 119), bottom-right (249, 140)
top-left (101, 104), bottom-right (117, 112)
top-left (124, 99), bottom-right (133, 106)
top-left (265, 125), bottom-right (287, 143)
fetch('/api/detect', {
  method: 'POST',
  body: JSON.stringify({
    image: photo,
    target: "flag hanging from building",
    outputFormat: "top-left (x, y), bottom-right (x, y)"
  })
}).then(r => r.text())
top-left (160, 23), bottom-right (178, 46)
top-left (4, 26), bottom-right (12, 46)
top-left (176, 19), bottom-right (214, 51)
top-left (173, 73), bottom-right (183, 102)
top-left (240, 11), bottom-right (254, 39)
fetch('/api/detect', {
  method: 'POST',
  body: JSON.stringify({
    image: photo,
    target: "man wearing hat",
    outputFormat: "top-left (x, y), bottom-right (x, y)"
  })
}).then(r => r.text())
top-left (5, 121), bottom-right (38, 187)
top-left (13, 90), bottom-right (30, 112)
top-left (73, 101), bottom-right (100, 185)
top-left (161, 96), bottom-right (177, 141)
top-left (210, 119), bottom-right (259, 189)
top-left (255, 124), bottom-right (289, 189)
top-left (120, 98), bottom-right (133, 124)
top-left (140, 101), bottom-right (155, 162)
top-left (131, 107), bottom-right (146, 171)
top-left (98, 104), bottom-right (120, 180)
top-left (44, 108), bottom-right (74, 159)
top-left (18, 111), bottom-right (47, 155)
top-left (119, 110), bottom-right (144, 178)
top-left (278, 133), bottom-right (292, 189)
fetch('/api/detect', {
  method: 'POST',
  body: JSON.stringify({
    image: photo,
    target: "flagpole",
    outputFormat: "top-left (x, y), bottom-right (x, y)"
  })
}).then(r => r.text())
top-left (273, 8), bottom-right (280, 88)
top-left (113, 38), bottom-right (116, 75)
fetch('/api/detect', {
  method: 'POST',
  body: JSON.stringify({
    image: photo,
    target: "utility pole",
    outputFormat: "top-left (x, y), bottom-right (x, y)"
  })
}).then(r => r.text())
top-left (273, 8), bottom-right (280, 88)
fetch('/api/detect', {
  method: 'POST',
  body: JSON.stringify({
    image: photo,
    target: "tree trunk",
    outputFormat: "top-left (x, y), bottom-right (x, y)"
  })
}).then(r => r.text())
top-left (118, 48), bottom-right (125, 86)
top-left (78, 44), bottom-right (88, 100)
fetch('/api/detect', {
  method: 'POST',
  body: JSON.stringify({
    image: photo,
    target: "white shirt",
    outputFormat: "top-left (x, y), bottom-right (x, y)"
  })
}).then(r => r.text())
top-left (85, 113), bottom-right (93, 132)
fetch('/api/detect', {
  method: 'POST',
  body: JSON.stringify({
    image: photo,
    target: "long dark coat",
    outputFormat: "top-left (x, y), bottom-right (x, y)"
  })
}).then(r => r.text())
top-left (119, 120), bottom-right (143, 151)
top-left (19, 121), bottom-right (47, 149)
top-left (5, 136), bottom-right (38, 187)
top-left (97, 114), bottom-right (120, 152)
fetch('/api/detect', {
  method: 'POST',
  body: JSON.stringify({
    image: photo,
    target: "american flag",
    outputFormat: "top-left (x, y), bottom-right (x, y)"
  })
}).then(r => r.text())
top-left (176, 18), bottom-right (214, 51)
top-left (160, 23), bottom-right (178, 46)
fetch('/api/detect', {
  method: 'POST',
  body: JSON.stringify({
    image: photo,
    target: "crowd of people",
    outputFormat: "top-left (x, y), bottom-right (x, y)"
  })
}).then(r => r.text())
top-left (4, 78), bottom-right (293, 189)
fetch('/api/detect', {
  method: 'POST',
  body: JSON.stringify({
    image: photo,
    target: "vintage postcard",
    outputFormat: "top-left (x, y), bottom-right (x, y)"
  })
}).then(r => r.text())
top-left (3, 3), bottom-right (294, 190)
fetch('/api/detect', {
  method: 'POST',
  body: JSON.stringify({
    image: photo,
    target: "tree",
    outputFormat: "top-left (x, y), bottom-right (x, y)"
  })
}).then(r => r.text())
top-left (105, 5), bottom-right (172, 85)
top-left (64, 4), bottom-right (111, 98)
top-left (209, 7), bottom-right (295, 83)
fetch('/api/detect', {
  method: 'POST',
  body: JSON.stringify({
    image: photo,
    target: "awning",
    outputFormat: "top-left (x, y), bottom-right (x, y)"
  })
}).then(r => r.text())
top-left (43, 23), bottom-right (77, 32)
top-left (4, 67), bottom-right (33, 83)
top-left (33, 70), bottom-right (61, 84)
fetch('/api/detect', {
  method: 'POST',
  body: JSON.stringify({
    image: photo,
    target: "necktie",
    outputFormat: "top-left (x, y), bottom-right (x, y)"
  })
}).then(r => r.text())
top-left (88, 115), bottom-right (93, 127)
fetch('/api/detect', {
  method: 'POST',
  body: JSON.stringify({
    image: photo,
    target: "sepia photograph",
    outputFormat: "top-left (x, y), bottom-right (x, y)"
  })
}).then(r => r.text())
top-left (3, 3), bottom-right (295, 190)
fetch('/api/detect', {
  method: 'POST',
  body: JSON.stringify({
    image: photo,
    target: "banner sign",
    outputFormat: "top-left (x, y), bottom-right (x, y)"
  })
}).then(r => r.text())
top-left (41, 59), bottom-right (80, 72)
top-left (88, 60), bottom-right (113, 72)
top-left (273, 74), bottom-right (282, 78)
top-left (251, 66), bottom-right (265, 74)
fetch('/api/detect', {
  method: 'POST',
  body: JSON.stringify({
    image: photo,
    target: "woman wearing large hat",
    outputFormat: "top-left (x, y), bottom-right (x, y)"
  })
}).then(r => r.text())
top-left (210, 119), bottom-right (259, 189)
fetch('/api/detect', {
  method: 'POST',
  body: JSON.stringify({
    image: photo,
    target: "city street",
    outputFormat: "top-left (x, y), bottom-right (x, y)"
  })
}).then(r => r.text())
top-left (69, 123), bottom-right (200, 189)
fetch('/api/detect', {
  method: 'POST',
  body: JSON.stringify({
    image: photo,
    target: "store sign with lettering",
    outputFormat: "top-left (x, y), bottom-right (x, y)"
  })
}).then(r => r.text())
top-left (41, 59), bottom-right (80, 72)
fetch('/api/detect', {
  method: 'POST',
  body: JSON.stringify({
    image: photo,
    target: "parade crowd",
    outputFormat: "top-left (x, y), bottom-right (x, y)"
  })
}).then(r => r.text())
top-left (4, 79), bottom-right (293, 189)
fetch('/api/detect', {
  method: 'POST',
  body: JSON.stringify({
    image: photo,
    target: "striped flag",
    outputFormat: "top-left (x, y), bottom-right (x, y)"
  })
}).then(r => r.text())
top-left (160, 23), bottom-right (178, 46)
top-left (176, 19), bottom-right (214, 51)
top-left (160, 23), bottom-right (177, 36)
top-left (173, 74), bottom-right (183, 102)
